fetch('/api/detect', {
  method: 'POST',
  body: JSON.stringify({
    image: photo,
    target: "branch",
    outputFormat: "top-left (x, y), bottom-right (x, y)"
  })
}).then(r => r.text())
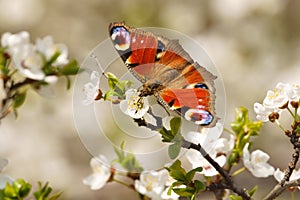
top-left (264, 123), bottom-right (300, 200)
top-left (281, 147), bottom-right (300, 185)
top-left (181, 139), bottom-right (252, 200)
top-left (263, 178), bottom-right (300, 200)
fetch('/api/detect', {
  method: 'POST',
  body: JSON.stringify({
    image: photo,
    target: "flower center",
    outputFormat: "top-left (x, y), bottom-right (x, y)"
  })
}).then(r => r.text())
top-left (128, 95), bottom-right (144, 111)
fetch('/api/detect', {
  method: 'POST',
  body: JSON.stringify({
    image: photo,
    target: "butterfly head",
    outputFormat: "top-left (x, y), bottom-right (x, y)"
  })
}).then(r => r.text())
top-left (109, 22), bottom-right (131, 51)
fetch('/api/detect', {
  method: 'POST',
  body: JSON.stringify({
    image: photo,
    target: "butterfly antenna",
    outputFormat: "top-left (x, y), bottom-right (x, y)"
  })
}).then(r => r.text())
top-left (90, 53), bottom-right (108, 79)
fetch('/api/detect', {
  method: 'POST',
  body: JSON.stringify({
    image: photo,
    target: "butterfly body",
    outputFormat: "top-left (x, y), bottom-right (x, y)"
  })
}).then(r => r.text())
top-left (109, 22), bottom-right (217, 127)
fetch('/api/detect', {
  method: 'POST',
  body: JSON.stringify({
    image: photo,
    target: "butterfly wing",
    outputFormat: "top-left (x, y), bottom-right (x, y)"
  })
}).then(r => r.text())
top-left (109, 22), bottom-right (217, 127)
top-left (109, 22), bottom-right (167, 83)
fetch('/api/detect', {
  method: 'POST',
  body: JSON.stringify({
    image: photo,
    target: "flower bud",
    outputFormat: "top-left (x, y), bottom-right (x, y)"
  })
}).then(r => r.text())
top-left (3, 52), bottom-right (10, 59)
top-left (94, 89), bottom-right (103, 101)
top-left (279, 101), bottom-right (289, 109)
top-left (269, 112), bottom-right (280, 123)
top-left (290, 101), bottom-right (299, 109)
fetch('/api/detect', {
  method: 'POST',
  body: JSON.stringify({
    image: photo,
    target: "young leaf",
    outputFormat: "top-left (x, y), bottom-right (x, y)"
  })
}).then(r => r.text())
top-left (165, 160), bottom-right (187, 183)
top-left (194, 180), bottom-right (206, 192)
top-left (59, 60), bottom-right (80, 75)
top-left (113, 142), bottom-right (144, 172)
top-left (186, 167), bottom-right (202, 183)
top-left (13, 92), bottom-right (26, 109)
top-left (33, 181), bottom-right (62, 200)
top-left (173, 186), bottom-right (195, 197)
top-left (247, 185), bottom-right (257, 197)
top-left (170, 117), bottom-right (181, 135)
top-left (159, 127), bottom-right (174, 143)
top-left (168, 142), bottom-right (181, 159)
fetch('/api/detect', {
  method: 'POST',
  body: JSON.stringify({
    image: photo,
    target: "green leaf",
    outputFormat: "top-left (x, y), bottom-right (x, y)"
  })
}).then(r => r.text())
top-left (168, 142), bottom-right (181, 159)
top-left (13, 92), bottom-right (26, 109)
top-left (165, 160), bottom-right (187, 183)
top-left (229, 195), bottom-right (243, 200)
top-left (173, 186), bottom-right (195, 197)
top-left (65, 76), bottom-right (71, 90)
top-left (159, 127), bottom-right (174, 142)
top-left (159, 117), bottom-right (182, 143)
top-left (186, 167), bottom-right (202, 183)
top-left (194, 180), bottom-right (206, 192)
top-left (33, 181), bottom-right (62, 200)
top-left (4, 182), bottom-right (17, 198)
top-left (59, 60), bottom-right (80, 75)
top-left (227, 107), bottom-right (263, 167)
top-left (248, 185), bottom-right (258, 197)
top-left (107, 72), bottom-right (119, 89)
top-left (113, 142), bottom-right (143, 172)
top-left (13, 179), bottom-right (31, 198)
top-left (170, 117), bottom-right (181, 135)
top-left (103, 72), bottom-right (133, 101)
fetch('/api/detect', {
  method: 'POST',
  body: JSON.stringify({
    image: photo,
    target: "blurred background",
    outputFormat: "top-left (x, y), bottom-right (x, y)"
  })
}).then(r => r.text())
top-left (1, 0), bottom-right (300, 199)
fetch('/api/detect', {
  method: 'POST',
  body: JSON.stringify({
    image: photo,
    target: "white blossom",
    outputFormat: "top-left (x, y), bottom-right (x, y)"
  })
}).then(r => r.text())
top-left (134, 170), bottom-right (169, 200)
top-left (285, 84), bottom-right (300, 102)
top-left (120, 89), bottom-right (149, 119)
top-left (243, 143), bottom-right (274, 178)
top-left (0, 158), bottom-right (13, 189)
top-left (253, 102), bottom-right (275, 122)
top-left (185, 123), bottom-right (230, 176)
top-left (0, 175), bottom-right (13, 189)
top-left (83, 155), bottom-right (111, 190)
top-left (82, 71), bottom-right (101, 105)
top-left (254, 82), bottom-right (300, 122)
top-left (1, 31), bottom-right (30, 56)
top-left (0, 157), bottom-right (8, 172)
top-left (36, 36), bottom-right (69, 66)
top-left (13, 43), bottom-right (45, 80)
top-left (263, 82), bottom-right (289, 109)
top-left (274, 168), bottom-right (300, 190)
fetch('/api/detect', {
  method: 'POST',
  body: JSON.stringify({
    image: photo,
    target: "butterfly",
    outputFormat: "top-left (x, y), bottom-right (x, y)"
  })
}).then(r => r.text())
top-left (109, 22), bottom-right (217, 127)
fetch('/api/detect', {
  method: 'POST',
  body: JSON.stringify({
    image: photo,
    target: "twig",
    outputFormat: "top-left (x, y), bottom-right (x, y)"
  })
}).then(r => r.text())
top-left (181, 139), bottom-right (251, 200)
top-left (263, 177), bottom-right (300, 200)
top-left (281, 147), bottom-right (300, 186)
top-left (133, 108), bottom-right (163, 130)
top-left (264, 122), bottom-right (300, 200)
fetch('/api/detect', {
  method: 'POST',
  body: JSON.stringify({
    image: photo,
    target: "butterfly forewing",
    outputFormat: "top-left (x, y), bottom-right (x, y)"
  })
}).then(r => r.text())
top-left (109, 22), bottom-right (217, 127)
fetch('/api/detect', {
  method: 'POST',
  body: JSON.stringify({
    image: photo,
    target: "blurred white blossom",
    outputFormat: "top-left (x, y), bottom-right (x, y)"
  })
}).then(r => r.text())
top-left (1, 31), bottom-right (30, 55)
top-left (243, 143), bottom-right (274, 178)
top-left (82, 71), bottom-right (101, 105)
top-left (83, 155), bottom-right (111, 190)
top-left (0, 158), bottom-right (13, 189)
top-left (0, 157), bottom-right (8, 172)
top-left (0, 174), bottom-right (13, 189)
top-left (134, 170), bottom-right (169, 200)
top-left (1, 31), bottom-right (70, 81)
top-left (120, 89), bottom-right (149, 119)
top-left (36, 36), bottom-right (69, 66)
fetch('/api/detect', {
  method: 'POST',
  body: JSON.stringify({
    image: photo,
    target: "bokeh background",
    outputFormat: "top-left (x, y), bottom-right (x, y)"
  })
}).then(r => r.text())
top-left (1, 0), bottom-right (300, 199)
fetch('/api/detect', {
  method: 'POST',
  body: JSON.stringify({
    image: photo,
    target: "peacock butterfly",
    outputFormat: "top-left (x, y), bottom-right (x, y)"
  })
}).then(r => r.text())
top-left (109, 22), bottom-right (217, 127)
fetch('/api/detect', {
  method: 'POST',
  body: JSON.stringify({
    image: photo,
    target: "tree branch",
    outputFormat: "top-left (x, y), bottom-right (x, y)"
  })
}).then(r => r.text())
top-left (182, 139), bottom-right (251, 200)
top-left (263, 177), bottom-right (300, 200)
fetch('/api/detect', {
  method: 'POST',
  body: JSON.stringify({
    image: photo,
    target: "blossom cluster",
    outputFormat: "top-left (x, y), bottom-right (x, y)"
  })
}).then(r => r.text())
top-left (0, 31), bottom-right (79, 119)
top-left (254, 82), bottom-right (300, 122)
top-left (1, 31), bottom-right (69, 81)
top-left (83, 155), bottom-right (179, 200)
